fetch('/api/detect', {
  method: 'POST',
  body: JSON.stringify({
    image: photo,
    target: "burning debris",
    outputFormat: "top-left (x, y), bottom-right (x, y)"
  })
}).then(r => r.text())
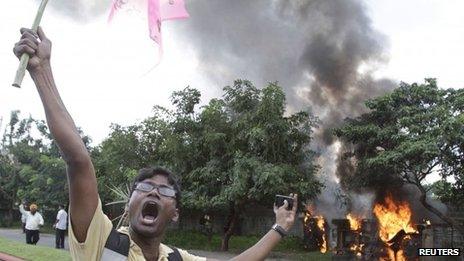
top-left (330, 216), bottom-right (379, 260)
top-left (346, 214), bottom-right (364, 257)
top-left (303, 206), bottom-right (328, 253)
top-left (347, 213), bottom-right (361, 231)
top-left (373, 193), bottom-right (417, 242)
top-left (302, 192), bottom-right (447, 261)
top-left (373, 193), bottom-right (419, 261)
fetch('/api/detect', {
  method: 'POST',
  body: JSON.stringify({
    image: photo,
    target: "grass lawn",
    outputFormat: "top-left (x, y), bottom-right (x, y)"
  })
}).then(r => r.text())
top-left (0, 229), bottom-right (330, 261)
top-left (164, 230), bottom-right (331, 260)
top-left (0, 236), bottom-right (71, 261)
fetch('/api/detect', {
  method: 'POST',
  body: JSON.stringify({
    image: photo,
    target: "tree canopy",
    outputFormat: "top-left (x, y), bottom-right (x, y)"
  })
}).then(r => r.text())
top-left (0, 111), bottom-right (90, 225)
top-left (95, 80), bottom-right (322, 250)
top-left (335, 79), bottom-right (464, 232)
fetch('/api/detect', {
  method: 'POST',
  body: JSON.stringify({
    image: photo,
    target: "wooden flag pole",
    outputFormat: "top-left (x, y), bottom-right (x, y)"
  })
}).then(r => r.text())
top-left (12, 0), bottom-right (49, 88)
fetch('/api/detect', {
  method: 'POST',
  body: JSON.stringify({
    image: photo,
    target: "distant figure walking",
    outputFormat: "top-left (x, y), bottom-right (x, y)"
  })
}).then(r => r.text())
top-left (19, 203), bottom-right (44, 245)
top-left (53, 205), bottom-right (67, 249)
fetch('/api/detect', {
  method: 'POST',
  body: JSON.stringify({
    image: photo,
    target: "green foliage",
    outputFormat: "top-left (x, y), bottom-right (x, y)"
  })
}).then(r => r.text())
top-left (335, 79), bottom-right (464, 205)
top-left (0, 111), bottom-right (90, 213)
top-left (95, 81), bottom-right (321, 212)
top-left (430, 180), bottom-right (464, 207)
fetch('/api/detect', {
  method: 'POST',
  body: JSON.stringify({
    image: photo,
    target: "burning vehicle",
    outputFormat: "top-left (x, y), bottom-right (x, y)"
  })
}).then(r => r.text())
top-left (303, 192), bottom-right (463, 261)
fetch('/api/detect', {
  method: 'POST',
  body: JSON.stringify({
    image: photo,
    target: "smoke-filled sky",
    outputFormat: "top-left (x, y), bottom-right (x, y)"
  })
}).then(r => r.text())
top-left (1, 0), bottom-right (463, 147)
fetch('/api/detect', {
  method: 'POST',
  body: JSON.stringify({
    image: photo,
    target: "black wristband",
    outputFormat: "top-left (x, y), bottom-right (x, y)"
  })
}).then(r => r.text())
top-left (271, 224), bottom-right (287, 238)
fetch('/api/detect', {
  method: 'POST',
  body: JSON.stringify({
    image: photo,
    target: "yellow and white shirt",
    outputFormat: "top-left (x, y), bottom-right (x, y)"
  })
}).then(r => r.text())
top-left (68, 200), bottom-right (206, 261)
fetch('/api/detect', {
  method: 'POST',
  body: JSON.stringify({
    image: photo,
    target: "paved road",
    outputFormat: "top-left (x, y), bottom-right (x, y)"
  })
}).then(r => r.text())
top-left (0, 229), bottom-right (68, 250)
top-left (0, 229), bottom-right (294, 260)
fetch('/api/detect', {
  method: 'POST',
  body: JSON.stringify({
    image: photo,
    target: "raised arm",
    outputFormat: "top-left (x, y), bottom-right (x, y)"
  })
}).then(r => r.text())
top-left (13, 27), bottom-right (98, 242)
top-left (209, 194), bottom-right (298, 261)
top-left (19, 204), bottom-right (27, 215)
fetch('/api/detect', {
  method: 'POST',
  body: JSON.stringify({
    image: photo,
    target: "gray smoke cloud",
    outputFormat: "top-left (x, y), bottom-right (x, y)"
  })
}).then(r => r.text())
top-left (176, 0), bottom-right (396, 218)
top-left (178, 0), bottom-right (395, 119)
top-left (45, 0), bottom-right (407, 218)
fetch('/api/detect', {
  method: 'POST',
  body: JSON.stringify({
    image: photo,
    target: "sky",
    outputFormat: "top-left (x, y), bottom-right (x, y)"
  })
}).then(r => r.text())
top-left (1, 0), bottom-right (463, 146)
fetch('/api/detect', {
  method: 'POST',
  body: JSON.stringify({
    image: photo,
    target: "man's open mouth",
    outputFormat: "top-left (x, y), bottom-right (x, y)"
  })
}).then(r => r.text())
top-left (141, 201), bottom-right (159, 225)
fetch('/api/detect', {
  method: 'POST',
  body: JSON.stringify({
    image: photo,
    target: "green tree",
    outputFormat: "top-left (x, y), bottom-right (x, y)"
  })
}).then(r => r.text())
top-left (429, 180), bottom-right (464, 206)
top-left (0, 111), bottom-right (90, 224)
top-left (335, 79), bottom-right (464, 234)
top-left (96, 80), bottom-right (322, 251)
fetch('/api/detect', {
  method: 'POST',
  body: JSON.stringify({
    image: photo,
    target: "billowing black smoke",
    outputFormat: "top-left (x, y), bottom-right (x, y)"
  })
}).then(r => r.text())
top-left (178, 0), bottom-right (395, 136)
top-left (175, 0), bottom-right (396, 218)
top-left (46, 0), bottom-right (402, 217)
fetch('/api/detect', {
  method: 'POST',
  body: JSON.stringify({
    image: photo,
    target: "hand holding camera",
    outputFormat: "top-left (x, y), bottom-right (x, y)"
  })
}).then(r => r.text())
top-left (274, 193), bottom-right (298, 233)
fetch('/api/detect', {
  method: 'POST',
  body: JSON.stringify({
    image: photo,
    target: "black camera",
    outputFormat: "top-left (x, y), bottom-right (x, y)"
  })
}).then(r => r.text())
top-left (275, 195), bottom-right (293, 210)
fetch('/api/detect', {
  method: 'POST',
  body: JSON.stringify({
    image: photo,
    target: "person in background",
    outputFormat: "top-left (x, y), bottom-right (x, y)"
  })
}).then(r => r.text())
top-left (19, 203), bottom-right (44, 245)
top-left (53, 204), bottom-right (68, 249)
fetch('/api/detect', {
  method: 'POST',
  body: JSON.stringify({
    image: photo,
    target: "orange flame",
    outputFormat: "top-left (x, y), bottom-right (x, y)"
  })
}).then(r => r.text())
top-left (304, 211), bottom-right (311, 224)
top-left (315, 216), bottom-right (327, 253)
top-left (374, 193), bottom-right (417, 261)
top-left (346, 213), bottom-right (361, 231)
top-left (350, 243), bottom-right (364, 256)
top-left (304, 205), bottom-right (327, 254)
top-left (373, 194), bottom-right (417, 242)
top-left (347, 213), bottom-right (363, 256)
top-left (380, 249), bottom-right (407, 261)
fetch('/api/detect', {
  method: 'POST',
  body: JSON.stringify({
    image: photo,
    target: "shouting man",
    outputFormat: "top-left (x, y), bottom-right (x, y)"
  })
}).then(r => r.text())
top-left (13, 27), bottom-right (298, 261)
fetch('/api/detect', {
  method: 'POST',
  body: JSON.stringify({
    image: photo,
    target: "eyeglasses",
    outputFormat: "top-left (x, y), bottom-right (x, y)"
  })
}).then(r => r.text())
top-left (134, 182), bottom-right (177, 198)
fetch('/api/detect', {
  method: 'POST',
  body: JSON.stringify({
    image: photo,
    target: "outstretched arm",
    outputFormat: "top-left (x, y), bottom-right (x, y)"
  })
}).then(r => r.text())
top-left (13, 27), bottom-right (98, 242)
top-left (208, 194), bottom-right (298, 261)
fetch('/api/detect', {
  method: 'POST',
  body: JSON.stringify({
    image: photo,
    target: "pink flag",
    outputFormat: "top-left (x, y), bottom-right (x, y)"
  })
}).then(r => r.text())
top-left (109, 0), bottom-right (189, 61)
top-left (160, 0), bottom-right (189, 20)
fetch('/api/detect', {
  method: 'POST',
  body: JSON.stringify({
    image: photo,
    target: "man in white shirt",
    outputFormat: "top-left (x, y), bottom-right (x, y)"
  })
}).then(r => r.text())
top-left (53, 204), bottom-right (68, 249)
top-left (19, 203), bottom-right (44, 245)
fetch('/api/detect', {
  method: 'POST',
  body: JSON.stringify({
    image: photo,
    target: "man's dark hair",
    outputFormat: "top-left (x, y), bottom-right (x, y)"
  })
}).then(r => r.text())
top-left (131, 167), bottom-right (181, 207)
top-left (58, 204), bottom-right (64, 209)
